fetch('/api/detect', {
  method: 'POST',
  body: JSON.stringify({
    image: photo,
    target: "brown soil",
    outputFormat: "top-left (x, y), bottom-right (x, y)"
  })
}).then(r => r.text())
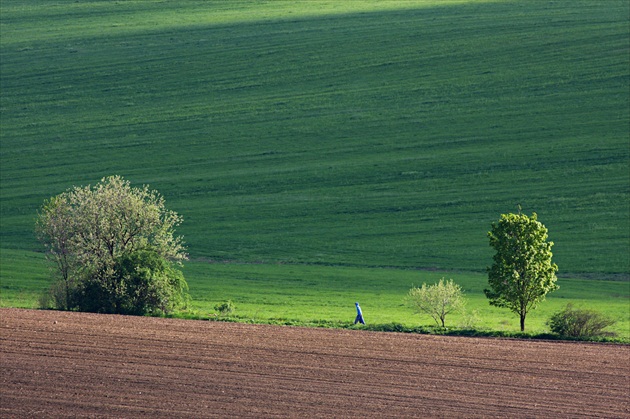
top-left (1, 308), bottom-right (628, 418)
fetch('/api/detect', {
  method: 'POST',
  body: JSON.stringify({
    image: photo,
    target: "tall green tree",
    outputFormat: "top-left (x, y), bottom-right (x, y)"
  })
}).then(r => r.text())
top-left (36, 176), bottom-right (188, 315)
top-left (485, 211), bottom-right (558, 331)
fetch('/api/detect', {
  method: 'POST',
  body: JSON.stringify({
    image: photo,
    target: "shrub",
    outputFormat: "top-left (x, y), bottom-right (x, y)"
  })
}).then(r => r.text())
top-left (548, 303), bottom-right (616, 338)
top-left (458, 309), bottom-right (481, 330)
top-left (214, 300), bottom-right (236, 316)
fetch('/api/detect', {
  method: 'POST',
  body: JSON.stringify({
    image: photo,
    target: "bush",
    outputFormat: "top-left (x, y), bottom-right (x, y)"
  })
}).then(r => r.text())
top-left (548, 303), bottom-right (616, 338)
top-left (59, 250), bottom-right (189, 316)
top-left (214, 300), bottom-right (236, 316)
top-left (38, 281), bottom-right (67, 310)
top-left (458, 309), bottom-right (481, 330)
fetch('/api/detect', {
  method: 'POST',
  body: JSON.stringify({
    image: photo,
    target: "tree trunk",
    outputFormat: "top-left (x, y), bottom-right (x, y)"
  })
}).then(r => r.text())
top-left (520, 313), bottom-right (526, 332)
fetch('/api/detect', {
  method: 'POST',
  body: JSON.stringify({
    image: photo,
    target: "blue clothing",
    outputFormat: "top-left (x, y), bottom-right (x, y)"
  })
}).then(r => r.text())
top-left (354, 302), bottom-right (365, 325)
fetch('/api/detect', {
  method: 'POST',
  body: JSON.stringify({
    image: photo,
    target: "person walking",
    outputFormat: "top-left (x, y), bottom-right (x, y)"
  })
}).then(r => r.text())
top-left (354, 302), bottom-right (365, 325)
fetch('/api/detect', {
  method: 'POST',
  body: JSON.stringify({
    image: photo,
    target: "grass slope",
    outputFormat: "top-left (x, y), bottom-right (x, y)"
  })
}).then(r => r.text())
top-left (0, 0), bottom-right (628, 337)
top-left (2, 0), bottom-right (628, 275)
top-left (1, 251), bottom-right (628, 340)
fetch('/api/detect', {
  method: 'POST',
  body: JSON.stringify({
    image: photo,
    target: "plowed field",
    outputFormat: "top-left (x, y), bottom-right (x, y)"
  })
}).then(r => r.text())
top-left (1, 308), bottom-right (628, 418)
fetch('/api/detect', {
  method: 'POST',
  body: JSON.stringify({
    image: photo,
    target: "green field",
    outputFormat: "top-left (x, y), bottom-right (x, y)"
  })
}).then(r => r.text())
top-left (1, 249), bottom-right (628, 339)
top-left (1, 1), bottom-right (628, 338)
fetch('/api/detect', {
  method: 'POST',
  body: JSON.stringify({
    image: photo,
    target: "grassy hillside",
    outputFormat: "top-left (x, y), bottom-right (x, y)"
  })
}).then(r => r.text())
top-left (1, 0), bottom-right (628, 278)
top-left (2, 250), bottom-right (628, 340)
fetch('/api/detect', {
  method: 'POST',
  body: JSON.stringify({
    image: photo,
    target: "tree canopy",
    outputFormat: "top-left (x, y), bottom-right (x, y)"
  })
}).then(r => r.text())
top-left (36, 176), bottom-right (188, 315)
top-left (485, 211), bottom-right (558, 331)
top-left (405, 278), bottom-right (466, 328)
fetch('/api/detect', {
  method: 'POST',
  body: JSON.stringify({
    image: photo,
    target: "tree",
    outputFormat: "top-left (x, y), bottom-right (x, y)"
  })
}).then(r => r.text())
top-left (36, 176), bottom-right (188, 315)
top-left (485, 211), bottom-right (558, 331)
top-left (35, 195), bottom-right (76, 309)
top-left (405, 278), bottom-right (466, 327)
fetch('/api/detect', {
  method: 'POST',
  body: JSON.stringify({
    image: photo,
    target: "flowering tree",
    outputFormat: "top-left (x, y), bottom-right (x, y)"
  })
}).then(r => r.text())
top-left (406, 278), bottom-right (466, 327)
top-left (36, 176), bottom-right (188, 315)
